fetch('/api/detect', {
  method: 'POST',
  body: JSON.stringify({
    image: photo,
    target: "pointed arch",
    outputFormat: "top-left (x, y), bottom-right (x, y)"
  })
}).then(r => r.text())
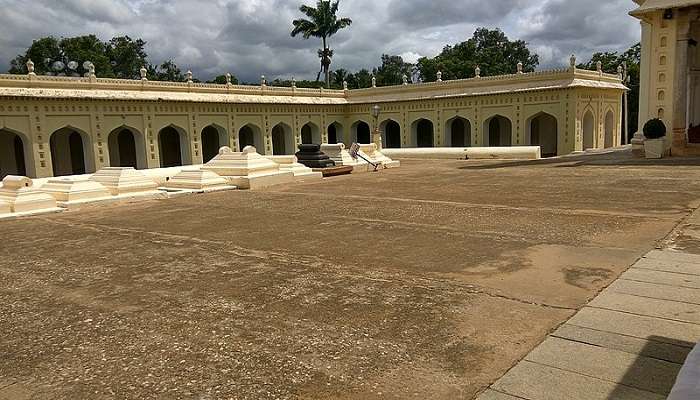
top-left (158, 124), bottom-right (191, 167)
top-left (108, 125), bottom-right (148, 169)
top-left (351, 120), bottom-right (371, 144)
top-left (201, 124), bottom-right (228, 163)
top-left (49, 126), bottom-right (95, 176)
top-left (604, 109), bottom-right (615, 148)
top-left (271, 122), bottom-right (295, 155)
top-left (445, 116), bottom-right (472, 147)
top-left (380, 119), bottom-right (402, 149)
top-left (410, 118), bottom-right (435, 147)
top-left (582, 110), bottom-right (595, 150)
top-left (238, 123), bottom-right (265, 153)
top-left (526, 112), bottom-right (558, 157)
top-left (327, 121), bottom-right (344, 144)
top-left (0, 128), bottom-right (33, 178)
top-left (483, 115), bottom-right (512, 147)
top-left (300, 122), bottom-right (321, 145)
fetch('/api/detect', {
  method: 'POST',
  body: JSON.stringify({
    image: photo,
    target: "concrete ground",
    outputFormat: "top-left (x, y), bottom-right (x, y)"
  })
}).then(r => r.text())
top-left (1, 149), bottom-right (700, 399)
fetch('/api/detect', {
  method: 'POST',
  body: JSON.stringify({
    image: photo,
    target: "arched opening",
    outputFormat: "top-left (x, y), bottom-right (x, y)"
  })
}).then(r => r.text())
top-left (0, 129), bottom-right (27, 179)
top-left (327, 122), bottom-right (343, 144)
top-left (201, 125), bottom-right (228, 163)
top-left (484, 116), bottom-right (512, 147)
top-left (411, 119), bottom-right (434, 147)
top-left (158, 126), bottom-right (190, 167)
top-left (238, 124), bottom-right (264, 153)
top-left (271, 123), bottom-right (295, 155)
top-left (50, 127), bottom-right (93, 176)
top-left (583, 111), bottom-right (595, 150)
top-left (351, 121), bottom-right (371, 144)
top-left (301, 122), bottom-right (321, 145)
top-left (445, 117), bottom-right (471, 147)
top-left (381, 120), bottom-right (402, 148)
top-left (108, 127), bottom-right (147, 169)
top-left (527, 113), bottom-right (558, 157)
top-left (604, 110), bottom-right (615, 148)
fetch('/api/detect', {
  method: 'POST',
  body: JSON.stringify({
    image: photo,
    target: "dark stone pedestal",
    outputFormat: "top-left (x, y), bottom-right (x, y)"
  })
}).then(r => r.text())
top-left (296, 144), bottom-right (335, 168)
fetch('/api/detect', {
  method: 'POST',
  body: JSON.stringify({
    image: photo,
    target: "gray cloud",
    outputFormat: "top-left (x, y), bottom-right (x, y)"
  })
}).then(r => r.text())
top-left (0, 0), bottom-right (640, 82)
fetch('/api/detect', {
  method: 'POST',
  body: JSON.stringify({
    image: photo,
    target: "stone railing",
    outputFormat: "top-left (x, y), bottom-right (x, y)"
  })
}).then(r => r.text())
top-left (0, 61), bottom-right (624, 102)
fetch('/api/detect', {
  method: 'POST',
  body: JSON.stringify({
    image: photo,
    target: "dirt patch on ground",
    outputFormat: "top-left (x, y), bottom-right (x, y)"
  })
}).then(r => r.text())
top-left (0, 151), bottom-right (697, 399)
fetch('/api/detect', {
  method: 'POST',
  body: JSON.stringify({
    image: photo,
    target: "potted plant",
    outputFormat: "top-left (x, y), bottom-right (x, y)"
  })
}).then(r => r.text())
top-left (643, 118), bottom-right (668, 159)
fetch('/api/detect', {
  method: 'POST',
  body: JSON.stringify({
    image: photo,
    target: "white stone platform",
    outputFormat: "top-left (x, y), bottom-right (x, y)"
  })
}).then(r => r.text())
top-left (202, 146), bottom-right (295, 190)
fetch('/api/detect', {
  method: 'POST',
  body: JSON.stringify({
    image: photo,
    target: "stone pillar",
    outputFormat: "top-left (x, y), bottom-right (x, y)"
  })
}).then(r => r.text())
top-left (633, 20), bottom-right (653, 153)
top-left (672, 15), bottom-right (691, 155)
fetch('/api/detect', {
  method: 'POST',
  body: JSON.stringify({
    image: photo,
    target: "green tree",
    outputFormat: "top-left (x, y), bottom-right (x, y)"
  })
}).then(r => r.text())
top-left (417, 28), bottom-right (539, 82)
top-left (107, 36), bottom-right (148, 79)
top-left (59, 35), bottom-right (112, 76)
top-left (291, 0), bottom-right (352, 88)
top-left (354, 69), bottom-right (373, 89)
top-left (579, 43), bottom-right (641, 140)
top-left (148, 60), bottom-right (185, 82)
top-left (207, 74), bottom-right (239, 84)
top-left (332, 68), bottom-right (349, 88)
top-left (375, 54), bottom-right (414, 86)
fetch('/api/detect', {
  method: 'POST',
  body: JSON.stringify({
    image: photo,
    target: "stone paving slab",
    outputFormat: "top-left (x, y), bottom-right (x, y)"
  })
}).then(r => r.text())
top-left (477, 247), bottom-right (700, 400)
top-left (477, 389), bottom-right (525, 400)
top-left (632, 257), bottom-right (700, 275)
top-left (609, 279), bottom-right (700, 305)
top-left (645, 250), bottom-right (700, 264)
top-left (621, 268), bottom-right (700, 289)
top-left (589, 292), bottom-right (700, 324)
top-left (552, 324), bottom-right (692, 364)
top-left (525, 337), bottom-right (680, 395)
top-left (490, 361), bottom-right (665, 400)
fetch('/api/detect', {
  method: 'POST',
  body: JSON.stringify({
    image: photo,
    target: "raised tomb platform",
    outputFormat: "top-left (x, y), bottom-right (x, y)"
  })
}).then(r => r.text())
top-left (296, 144), bottom-right (353, 177)
top-left (89, 167), bottom-right (162, 199)
top-left (320, 143), bottom-right (370, 172)
top-left (42, 177), bottom-right (112, 207)
top-left (202, 146), bottom-right (295, 190)
top-left (266, 155), bottom-right (323, 182)
top-left (0, 176), bottom-right (61, 217)
top-left (358, 144), bottom-right (400, 168)
top-left (163, 169), bottom-right (236, 193)
top-left (380, 146), bottom-right (541, 160)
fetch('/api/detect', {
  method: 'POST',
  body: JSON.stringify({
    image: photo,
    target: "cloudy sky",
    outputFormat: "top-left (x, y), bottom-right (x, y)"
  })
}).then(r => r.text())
top-left (0, 0), bottom-right (640, 82)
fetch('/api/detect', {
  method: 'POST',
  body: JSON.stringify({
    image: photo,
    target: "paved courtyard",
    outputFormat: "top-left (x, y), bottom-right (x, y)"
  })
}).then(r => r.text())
top-left (1, 150), bottom-right (700, 399)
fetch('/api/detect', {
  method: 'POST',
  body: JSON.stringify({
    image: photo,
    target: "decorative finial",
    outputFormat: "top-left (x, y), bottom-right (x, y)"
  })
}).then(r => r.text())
top-left (26, 59), bottom-right (35, 75)
top-left (225, 73), bottom-right (232, 85)
top-left (596, 61), bottom-right (603, 75)
top-left (88, 62), bottom-right (96, 78)
top-left (292, 77), bottom-right (296, 88)
top-left (517, 62), bottom-right (523, 74)
top-left (371, 75), bottom-right (376, 88)
top-left (617, 65), bottom-right (623, 79)
top-left (570, 54), bottom-right (577, 70)
top-left (437, 71), bottom-right (443, 82)
top-left (343, 80), bottom-right (348, 90)
top-left (140, 66), bottom-right (147, 81)
top-left (261, 75), bottom-right (266, 87)
top-left (186, 70), bottom-right (193, 83)
top-left (475, 65), bottom-right (481, 78)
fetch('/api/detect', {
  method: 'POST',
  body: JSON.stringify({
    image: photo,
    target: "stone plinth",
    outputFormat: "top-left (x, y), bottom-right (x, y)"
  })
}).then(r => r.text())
top-left (359, 143), bottom-right (400, 168)
top-left (0, 199), bottom-right (11, 216)
top-left (295, 144), bottom-right (335, 168)
top-left (202, 146), bottom-right (295, 190)
top-left (42, 177), bottom-right (112, 206)
top-left (164, 169), bottom-right (236, 192)
top-left (0, 175), bottom-right (60, 214)
top-left (267, 155), bottom-right (323, 182)
top-left (320, 143), bottom-right (369, 172)
top-left (90, 167), bottom-right (160, 197)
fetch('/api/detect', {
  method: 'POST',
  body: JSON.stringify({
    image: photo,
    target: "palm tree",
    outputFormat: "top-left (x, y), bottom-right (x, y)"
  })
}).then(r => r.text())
top-left (291, 1), bottom-right (352, 88)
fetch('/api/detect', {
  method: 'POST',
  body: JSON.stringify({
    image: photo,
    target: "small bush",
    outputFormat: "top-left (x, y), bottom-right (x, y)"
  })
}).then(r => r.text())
top-left (643, 118), bottom-right (666, 139)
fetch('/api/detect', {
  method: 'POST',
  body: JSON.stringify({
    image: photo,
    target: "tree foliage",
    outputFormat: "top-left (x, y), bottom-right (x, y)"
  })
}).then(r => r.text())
top-left (9, 34), bottom-right (190, 82)
top-left (417, 28), bottom-right (539, 82)
top-left (374, 54), bottom-right (414, 86)
top-left (291, 0), bottom-right (352, 87)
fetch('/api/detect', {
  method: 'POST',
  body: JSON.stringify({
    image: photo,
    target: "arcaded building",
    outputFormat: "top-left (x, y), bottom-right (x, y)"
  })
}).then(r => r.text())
top-left (0, 61), bottom-right (625, 179)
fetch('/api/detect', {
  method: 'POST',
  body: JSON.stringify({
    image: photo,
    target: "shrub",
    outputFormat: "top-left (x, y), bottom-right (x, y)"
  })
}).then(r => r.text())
top-left (643, 118), bottom-right (666, 139)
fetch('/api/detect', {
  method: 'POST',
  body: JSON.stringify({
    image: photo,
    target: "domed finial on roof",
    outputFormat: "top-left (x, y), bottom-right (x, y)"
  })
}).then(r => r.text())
top-left (570, 54), bottom-right (577, 70)
top-left (140, 66), bottom-right (147, 81)
top-left (225, 73), bottom-right (232, 85)
top-left (596, 61), bottom-right (603, 75)
top-left (475, 65), bottom-right (481, 78)
top-left (402, 74), bottom-right (408, 85)
top-left (517, 62), bottom-right (523, 74)
top-left (371, 75), bottom-right (376, 88)
top-left (26, 59), bottom-right (35, 75)
top-left (437, 71), bottom-right (443, 82)
top-left (343, 80), bottom-right (348, 90)
top-left (186, 70), bottom-right (193, 83)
